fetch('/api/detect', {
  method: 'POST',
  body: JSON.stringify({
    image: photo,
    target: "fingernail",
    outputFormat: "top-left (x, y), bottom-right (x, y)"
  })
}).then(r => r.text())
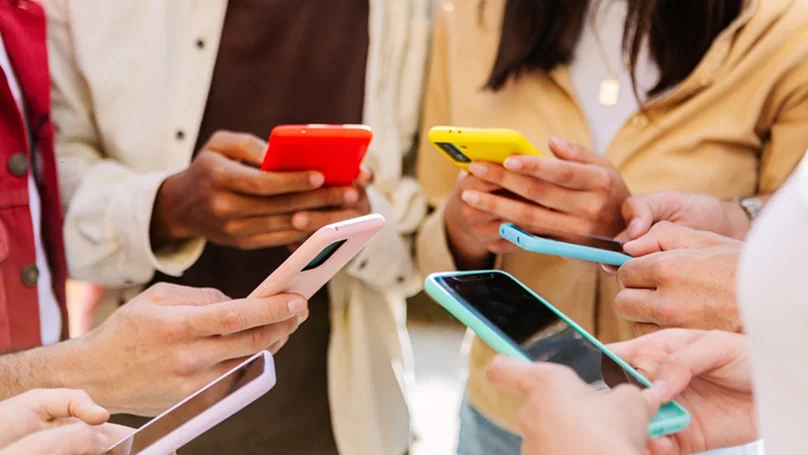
top-left (652, 380), bottom-right (671, 400)
top-left (344, 188), bottom-right (359, 204)
top-left (461, 190), bottom-right (480, 205)
top-left (549, 136), bottom-right (569, 148)
top-left (468, 163), bottom-right (487, 176)
top-left (310, 173), bottom-right (325, 187)
top-left (292, 213), bottom-right (308, 229)
top-left (288, 298), bottom-right (307, 314)
top-left (457, 170), bottom-right (469, 183)
top-left (298, 311), bottom-right (309, 324)
top-left (503, 157), bottom-right (521, 171)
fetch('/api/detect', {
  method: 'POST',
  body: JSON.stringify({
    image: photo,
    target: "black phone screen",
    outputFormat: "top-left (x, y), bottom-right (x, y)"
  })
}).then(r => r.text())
top-left (437, 272), bottom-right (642, 389)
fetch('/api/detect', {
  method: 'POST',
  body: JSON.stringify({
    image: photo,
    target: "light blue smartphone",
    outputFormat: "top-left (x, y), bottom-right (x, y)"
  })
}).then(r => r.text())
top-left (499, 223), bottom-right (632, 266)
top-left (424, 270), bottom-right (691, 438)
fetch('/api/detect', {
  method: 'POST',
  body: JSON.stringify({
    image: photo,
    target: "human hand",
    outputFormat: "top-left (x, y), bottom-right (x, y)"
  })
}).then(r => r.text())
top-left (0, 388), bottom-right (109, 449)
top-left (151, 130), bottom-right (366, 250)
top-left (611, 329), bottom-right (755, 454)
top-left (486, 357), bottom-right (662, 455)
top-left (614, 223), bottom-right (743, 335)
top-left (444, 170), bottom-right (516, 269)
top-left (68, 283), bottom-right (308, 416)
top-left (620, 192), bottom-right (751, 242)
top-left (463, 137), bottom-right (631, 239)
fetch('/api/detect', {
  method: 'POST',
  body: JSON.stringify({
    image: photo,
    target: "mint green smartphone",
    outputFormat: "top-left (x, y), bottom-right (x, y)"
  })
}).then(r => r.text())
top-left (424, 270), bottom-right (691, 438)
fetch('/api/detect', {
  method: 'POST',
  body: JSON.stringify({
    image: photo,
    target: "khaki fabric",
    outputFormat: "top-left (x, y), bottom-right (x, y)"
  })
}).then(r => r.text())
top-left (417, 0), bottom-right (808, 435)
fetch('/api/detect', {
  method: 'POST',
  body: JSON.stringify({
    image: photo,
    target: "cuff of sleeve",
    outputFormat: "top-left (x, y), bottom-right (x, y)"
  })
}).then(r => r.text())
top-left (415, 202), bottom-right (459, 277)
top-left (344, 188), bottom-right (419, 296)
top-left (110, 171), bottom-right (205, 278)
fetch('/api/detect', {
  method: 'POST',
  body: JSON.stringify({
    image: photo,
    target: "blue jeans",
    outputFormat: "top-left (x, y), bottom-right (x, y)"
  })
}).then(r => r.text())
top-left (456, 396), bottom-right (761, 455)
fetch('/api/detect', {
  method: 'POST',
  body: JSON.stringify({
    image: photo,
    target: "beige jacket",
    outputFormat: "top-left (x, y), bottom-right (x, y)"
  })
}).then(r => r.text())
top-left (417, 0), bottom-right (808, 435)
top-left (44, 1), bottom-right (431, 454)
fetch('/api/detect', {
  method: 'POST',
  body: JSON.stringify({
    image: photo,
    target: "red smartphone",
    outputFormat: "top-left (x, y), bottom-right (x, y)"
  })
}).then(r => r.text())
top-left (261, 124), bottom-right (373, 187)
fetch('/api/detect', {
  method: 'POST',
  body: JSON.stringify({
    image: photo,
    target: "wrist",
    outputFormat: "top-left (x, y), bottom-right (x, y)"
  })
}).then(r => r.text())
top-left (723, 200), bottom-right (753, 240)
top-left (0, 339), bottom-right (90, 400)
top-left (150, 174), bottom-right (193, 246)
top-left (444, 217), bottom-right (492, 271)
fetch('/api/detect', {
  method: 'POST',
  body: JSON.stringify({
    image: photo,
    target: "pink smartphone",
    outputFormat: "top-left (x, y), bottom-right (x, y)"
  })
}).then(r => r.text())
top-left (249, 214), bottom-right (385, 299)
top-left (105, 351), bottom-right (276, 455)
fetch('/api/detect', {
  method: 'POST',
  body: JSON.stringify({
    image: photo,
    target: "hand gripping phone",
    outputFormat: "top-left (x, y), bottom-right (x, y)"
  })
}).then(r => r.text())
top-left (428, 126), bottom-right (543, 170)
top-left (106, 351), bottom-right (275, 455)
top-left (261, 124), bottom-right (372, 187)
top-left (249, 214), bottom-right (384, 299)
top-left (500, 223), bottom-right (633, 267)
top-left (424, 270), bottom-right (692, 438)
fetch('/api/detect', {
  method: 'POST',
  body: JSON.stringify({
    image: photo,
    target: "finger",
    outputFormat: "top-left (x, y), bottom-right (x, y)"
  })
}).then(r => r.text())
top-left (633, 323), bottom-right (663, 337)
top-left (204, 130), bottom-right (268, 166)
top-left (17, 389), bottom-right (109, 425)
top-left (461, 190), bottom-right (577, 234)
top-left (472, 220), bottom-right (512, 245)
top-left (187, 293), bottom-right (309, 337)
top-left (458, 172), bottom-right (501, 193)
top-left (228, 230), bottom-right (309, 250)
top-left (201, 317), bottom-right (303, 362)
top-left (356, 166), bottom-right (374, 187)
top-left (268, 336), bottom-right (290, 354)
top-left (622, 196), bottom-right (662, 240)
top-left (648, 437), bottom-right (676, 454)
top-left (648, 332), bottom-right (733, 403)
top-left (601, 264), bottom-right (619, 274)
top-left (202, 151), bottom-right (324, 197)
top-left (623, 222), bottom-right (729, 257)
top-left (211, 187), bottom-right (354, 218)
top-left (219, 215), bottom-right (296, 238)
top-left (468, 161), bottom-right (594, 212)
top-left (609, 329), bottom-right (704, 376)
top-left (610, 384), bottom-right (658, 426)
top-left (486, 356), bottom-right (579, 394)
top-left (613, 288), bottom-right (661, 324)
top-left (500, 155), bottom-right (611, 192)
top-left (487, 239), bottom-right (521, 255)
top-left (547, 137), bottom-right (609, 165)
top-left (99, 423), bottom-right (135, 450)
top-left (0, 423), bottom-right (110, 455)
top-left (290, 208), bottom-right (365, 231)
top-left (617, 256), bottom-right (661, 289)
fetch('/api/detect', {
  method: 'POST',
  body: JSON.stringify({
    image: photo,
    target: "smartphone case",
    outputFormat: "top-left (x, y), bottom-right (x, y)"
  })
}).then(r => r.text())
top-left (106, 351), bottom-right (276, 455)
top-left (428, 126), bottom-right (544, 170)
top-left (424, 270), bottom-right (692, 438)
top-left (261, 124), bottom-right (372, 187)
top-left (249, 214), bottom-right (385, 299)
top-left (499, 223), bottom-right (633, 267)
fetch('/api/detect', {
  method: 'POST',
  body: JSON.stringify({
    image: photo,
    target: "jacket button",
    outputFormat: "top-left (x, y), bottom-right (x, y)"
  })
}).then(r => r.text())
top-left (8, 152), bottom-right (29, 176)
top-left (21, 264), bottom-right (39, 287)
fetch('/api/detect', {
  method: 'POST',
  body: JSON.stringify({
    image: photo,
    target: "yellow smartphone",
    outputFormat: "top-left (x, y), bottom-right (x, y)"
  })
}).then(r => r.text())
top-left (428, 126), bottom-right (543, 170)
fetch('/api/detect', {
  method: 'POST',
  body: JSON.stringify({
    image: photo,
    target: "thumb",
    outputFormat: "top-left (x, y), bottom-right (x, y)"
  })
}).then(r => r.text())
top-left (204, 130), bottom-right (267, 166)
top-left (548, 137), bottom-right (607, 165)
top-left (622, 196), bottom-right (660, 240)
top-left (0, 423), bottom-right (110, 455)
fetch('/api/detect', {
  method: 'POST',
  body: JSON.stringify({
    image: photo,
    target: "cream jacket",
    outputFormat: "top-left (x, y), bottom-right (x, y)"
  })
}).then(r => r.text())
top-left (44, 1), bottom-right (431, 454)
top-left (417, 0), bottom-right (808, 436)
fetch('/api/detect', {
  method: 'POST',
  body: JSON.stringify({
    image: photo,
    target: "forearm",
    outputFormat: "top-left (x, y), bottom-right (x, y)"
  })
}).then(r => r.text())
top-left (0, 338), bottom-right (94, 400)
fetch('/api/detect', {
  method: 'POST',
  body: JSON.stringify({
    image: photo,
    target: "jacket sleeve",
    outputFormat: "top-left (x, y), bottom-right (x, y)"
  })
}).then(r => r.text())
top-left (45, 0), bottom-right (204, 287)
top-left (415, 5), bottom-right (463, 277)
top-left (758, 60), bottom-right (808, 194)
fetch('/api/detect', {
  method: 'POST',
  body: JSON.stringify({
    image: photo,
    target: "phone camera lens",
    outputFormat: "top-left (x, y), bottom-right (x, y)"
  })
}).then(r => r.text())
top-left (436, 142), bottom-right (471, 163)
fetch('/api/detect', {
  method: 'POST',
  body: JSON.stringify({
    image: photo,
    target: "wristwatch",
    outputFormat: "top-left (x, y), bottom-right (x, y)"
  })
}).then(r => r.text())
top-left (734, 197), bottom-right (764, 222)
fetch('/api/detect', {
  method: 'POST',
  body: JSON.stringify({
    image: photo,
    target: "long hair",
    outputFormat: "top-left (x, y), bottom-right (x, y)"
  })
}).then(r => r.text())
top-left (484, 0), bottom-right (743, 98)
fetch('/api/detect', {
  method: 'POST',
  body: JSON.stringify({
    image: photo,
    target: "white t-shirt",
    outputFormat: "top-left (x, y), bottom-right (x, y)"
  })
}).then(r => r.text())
top-left (568, 0), bottom-right (659, 155)
top-left (739, 152), bottom-right (808, 455)
top-left (0, 35), bottom-right (62, 345)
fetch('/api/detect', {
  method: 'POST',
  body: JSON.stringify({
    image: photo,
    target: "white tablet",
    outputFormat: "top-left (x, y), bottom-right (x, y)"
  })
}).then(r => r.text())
top-left (106, 351), bottom-right (276, 455)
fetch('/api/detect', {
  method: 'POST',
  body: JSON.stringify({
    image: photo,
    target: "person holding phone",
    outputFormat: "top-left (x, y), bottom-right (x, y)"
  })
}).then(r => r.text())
top-left (482, 155), bottom-right (808, 454)
top-left (45, 1), bottom-right (429, 454)
top-left (416, 0), bottom-right (808, 453)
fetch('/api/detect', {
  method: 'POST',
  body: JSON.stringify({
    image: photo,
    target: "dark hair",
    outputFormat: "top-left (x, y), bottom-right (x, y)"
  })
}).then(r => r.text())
top-left (485, 0), bottom-right (743, 98)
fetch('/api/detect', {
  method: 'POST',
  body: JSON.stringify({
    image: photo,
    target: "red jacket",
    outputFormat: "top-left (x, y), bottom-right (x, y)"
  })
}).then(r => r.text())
top-left (0, 0), bottom-right (68, 351)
